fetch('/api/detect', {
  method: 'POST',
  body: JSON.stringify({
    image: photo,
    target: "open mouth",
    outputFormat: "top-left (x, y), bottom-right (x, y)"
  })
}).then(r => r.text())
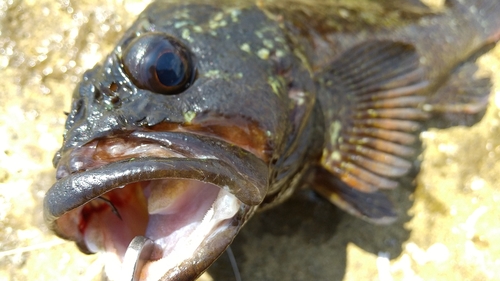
top-left (44, 131), bottom-right (268, 280)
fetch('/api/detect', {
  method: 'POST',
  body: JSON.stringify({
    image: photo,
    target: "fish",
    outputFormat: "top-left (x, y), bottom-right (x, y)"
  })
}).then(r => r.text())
top-left (42, 0), bottom-right (500, 280)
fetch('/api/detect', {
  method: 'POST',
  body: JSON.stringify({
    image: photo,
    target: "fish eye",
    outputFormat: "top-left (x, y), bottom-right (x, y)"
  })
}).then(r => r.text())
top-left (122, 33), bottom-right (195, 95)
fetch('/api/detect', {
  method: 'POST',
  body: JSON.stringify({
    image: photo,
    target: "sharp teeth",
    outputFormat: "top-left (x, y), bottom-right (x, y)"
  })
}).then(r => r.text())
top-left (201, 205), bottom-right (215, 224)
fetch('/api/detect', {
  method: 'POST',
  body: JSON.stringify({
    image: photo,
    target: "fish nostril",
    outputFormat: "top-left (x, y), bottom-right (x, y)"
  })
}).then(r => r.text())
top-left (109, 82), bottom-right (119, 92)
top-left (110, 95), bottom-right (120, 104)
top-left (96, 82), bottom-right (122, 105)
top-left (94, 89), bottom-right (102, 100)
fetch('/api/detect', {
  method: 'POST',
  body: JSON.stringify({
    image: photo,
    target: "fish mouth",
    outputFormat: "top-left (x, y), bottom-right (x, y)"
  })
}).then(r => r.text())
top-left (43, 131), bottom-right (269, 280)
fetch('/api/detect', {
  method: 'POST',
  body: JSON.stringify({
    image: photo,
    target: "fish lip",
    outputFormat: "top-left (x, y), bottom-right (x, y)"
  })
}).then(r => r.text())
top-left (44, 156), bottom-right (265, 226)
top-left (45, 130), bottom-right (269, 226)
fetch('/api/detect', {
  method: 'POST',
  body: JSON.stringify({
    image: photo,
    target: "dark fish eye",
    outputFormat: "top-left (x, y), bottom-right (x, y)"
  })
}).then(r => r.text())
top-left (122, 33), bottom-right (195, 95)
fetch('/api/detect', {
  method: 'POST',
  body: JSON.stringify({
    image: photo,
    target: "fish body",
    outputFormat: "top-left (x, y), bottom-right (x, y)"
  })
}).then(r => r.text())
top-left (43, 0), bottom-right (500, 280)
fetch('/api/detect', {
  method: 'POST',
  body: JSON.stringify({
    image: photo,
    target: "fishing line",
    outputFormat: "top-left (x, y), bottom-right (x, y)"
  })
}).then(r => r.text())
top-left (226, 246), bottom-right (242, 281)
top-left (97, 196), bottom-right (123, 220)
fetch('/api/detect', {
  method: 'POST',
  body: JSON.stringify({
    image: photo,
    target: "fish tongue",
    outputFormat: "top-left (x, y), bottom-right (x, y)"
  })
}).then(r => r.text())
top-left (146, 179), bottom-right (199, 215)
top-left (144, 179), bottom-right (222, 244)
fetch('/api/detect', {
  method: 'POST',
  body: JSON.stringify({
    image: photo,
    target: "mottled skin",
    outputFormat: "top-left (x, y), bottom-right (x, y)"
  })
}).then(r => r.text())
top-left (44, 0), bottom-right (500, 280)
top-left (46, 3), bottom-right (323, 280)
top-left (306, 0), bottom-right (500, 116)
top-left (48, 2), bottom-right (326, 212)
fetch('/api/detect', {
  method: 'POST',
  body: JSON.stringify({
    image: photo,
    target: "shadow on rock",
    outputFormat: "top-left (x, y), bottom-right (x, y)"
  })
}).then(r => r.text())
top-left (207, 171), bottom-right (415, 281)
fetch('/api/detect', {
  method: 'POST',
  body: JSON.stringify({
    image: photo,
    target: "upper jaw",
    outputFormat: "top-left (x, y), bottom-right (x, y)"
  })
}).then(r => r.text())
top-left (44, 130), bottom-right (269, 280)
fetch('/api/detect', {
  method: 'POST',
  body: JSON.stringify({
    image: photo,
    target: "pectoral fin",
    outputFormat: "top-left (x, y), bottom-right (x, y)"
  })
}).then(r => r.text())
top-left (311, 166), bottom-right (397, 224)
top-left (313, 40), bottom-right (428, 223)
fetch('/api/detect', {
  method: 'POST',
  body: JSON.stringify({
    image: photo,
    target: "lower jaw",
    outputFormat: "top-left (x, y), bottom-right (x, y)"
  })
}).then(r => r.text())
top-left (75, 178), bottom-right (246, 281)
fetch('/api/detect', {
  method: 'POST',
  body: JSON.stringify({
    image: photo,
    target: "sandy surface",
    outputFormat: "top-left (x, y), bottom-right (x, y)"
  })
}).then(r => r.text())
top-left (0, 1), bottom-right (499, 280)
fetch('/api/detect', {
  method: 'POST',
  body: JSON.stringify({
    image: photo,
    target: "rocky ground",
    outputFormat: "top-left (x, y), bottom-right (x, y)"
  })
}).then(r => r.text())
top-left (0, 0), bottom-right (499, 280)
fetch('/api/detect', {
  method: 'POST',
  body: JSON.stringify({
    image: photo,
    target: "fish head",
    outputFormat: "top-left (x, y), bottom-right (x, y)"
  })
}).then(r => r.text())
top-left (44, 2), bottom-right (317, 280)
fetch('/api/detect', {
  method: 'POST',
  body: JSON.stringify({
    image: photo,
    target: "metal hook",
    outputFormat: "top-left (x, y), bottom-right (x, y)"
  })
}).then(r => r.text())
top-left (122, 236), bottom-right (155, 281)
